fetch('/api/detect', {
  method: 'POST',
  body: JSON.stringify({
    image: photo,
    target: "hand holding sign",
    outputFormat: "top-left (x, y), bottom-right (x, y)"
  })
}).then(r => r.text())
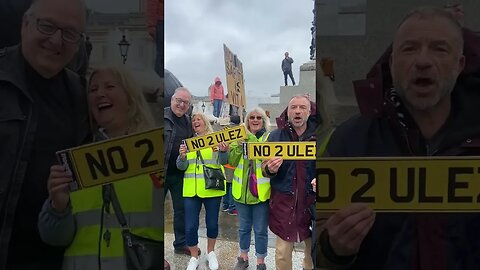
top-left (47, 165), bottom-right (73, 212)
top-left (264, 157), bottom-right (283, 174)
top-left (179, 143), bottom-right (188, 159)
top-left (325, 203), bottom-right (375, 256)
top-left (218, 142), bottom-right (229, 152)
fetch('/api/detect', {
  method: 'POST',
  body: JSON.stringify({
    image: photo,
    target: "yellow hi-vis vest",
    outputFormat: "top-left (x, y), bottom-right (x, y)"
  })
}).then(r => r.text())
top-left (183, 148), bottom-right (226, 198)
top-left (63, 174), bottom-right (163, 270)
top-left (232, 133), bottom-right (270, 202)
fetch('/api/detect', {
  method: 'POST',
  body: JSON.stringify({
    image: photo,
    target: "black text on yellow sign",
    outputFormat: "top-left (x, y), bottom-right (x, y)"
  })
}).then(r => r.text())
top-left (184, 125), bottom-right (247, 152)
top-left (316, 157), bottom-right (480, 212)
top-left (56, 128), bottom-right (163, 190)
top-left (246, 142), bottom-right (316, 160)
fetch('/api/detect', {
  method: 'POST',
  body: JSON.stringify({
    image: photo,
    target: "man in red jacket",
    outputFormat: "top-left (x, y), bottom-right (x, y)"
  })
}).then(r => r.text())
top-left (318, 7), bottom-right (480, 269)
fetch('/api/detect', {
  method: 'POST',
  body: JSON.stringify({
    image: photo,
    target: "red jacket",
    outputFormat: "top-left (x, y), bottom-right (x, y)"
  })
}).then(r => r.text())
top-left (267, 101), bottom-right (317, 242)
top-left (209, 77), bottom-right (225, 101)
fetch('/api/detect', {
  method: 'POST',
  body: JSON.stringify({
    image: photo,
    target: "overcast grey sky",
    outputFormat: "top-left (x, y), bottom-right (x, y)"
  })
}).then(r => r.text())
top-left (165, 0), bottom-right (315, 102)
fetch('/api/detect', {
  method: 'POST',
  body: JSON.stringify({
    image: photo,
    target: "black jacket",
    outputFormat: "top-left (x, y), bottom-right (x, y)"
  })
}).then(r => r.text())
top-left (163, 107), bottom-right (192, 173)
top-left (0, 46), bottom-right (89, 268)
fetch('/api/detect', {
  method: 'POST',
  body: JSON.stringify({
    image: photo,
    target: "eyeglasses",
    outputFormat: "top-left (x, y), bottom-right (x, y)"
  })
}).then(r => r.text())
top-left (36, 18), bottom-right (83, 44)
top-left (249, 116), bottom-right (262, 120)
top-left (174, 97), bottom-right (190, 106)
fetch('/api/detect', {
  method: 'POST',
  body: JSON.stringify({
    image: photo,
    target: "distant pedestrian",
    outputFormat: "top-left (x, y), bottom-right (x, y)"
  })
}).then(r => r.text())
top-left (281, 52), bottom-right (295, 86)
top-left (210, 76), bottom-right (225, 117)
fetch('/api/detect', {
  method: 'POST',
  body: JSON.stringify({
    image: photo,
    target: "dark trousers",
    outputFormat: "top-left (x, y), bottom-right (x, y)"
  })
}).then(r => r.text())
top-left (165, 173), bottom-right (186, 249)
top-left (283, 70), bottom-right (295, 86)
top-left (154, 20), bottom-right (164, 78)
top-left (222, 182), bottom-right (235, 210)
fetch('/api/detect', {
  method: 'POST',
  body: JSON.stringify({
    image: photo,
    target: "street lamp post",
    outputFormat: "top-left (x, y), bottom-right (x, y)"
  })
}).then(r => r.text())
top-left (118, 35), bottom-right (130, 64)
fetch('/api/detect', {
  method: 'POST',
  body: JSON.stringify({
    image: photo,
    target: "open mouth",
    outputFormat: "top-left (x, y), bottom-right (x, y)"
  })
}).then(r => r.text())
top-left (413, 77), bottom-right (435, 87)
top-left (98, 103), bottom-right (113, 111)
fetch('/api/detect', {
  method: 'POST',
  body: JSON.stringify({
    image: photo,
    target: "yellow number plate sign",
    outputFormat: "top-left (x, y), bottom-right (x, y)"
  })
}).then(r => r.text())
top-left (184, 125), bottom-right (247, 152)
top-left (56, 127), bottom-right (163, 191)
top-left (316, 157), bottom-right (480, 212)
top-left (245, 142), bottom-right (316, 160)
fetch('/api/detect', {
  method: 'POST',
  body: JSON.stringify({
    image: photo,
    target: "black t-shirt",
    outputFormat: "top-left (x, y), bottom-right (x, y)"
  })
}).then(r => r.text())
top-left (167, 112), bottom-right (191, 176)
top-left (7, 60), bottom-right (76, 267)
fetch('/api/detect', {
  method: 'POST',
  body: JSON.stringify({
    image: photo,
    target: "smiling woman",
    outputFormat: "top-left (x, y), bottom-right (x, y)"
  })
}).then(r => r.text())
top-left (87, 66), bottom-right (155, 138)
top-left (38, 65), bottom-right (164, 270)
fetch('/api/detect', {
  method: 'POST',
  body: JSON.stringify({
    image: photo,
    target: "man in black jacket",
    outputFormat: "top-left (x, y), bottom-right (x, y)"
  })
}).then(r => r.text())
top-left (318, 7), bottom-right (480, 270)
top-left (0, 0), bottom-right (89, 80)
top-left (0, 0), bottom-right (89, 269)
top-left (164, 87), bottom-right (196, 256)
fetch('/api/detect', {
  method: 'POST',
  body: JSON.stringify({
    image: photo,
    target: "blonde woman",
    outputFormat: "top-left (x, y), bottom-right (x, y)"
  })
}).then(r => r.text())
top-left (38, 66), bottom-right (163, 269)
top-left (229, 107), bottom-right (271, 270)
top-left (176, 112), bottom-right (229, 270)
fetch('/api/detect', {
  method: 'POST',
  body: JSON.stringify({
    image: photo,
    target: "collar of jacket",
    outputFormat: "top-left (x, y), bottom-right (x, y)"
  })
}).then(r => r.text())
top-left (164, 106), bottom-right (184, 123)
top-left (0, 45), bottom-right (31, 101)
top-left (0, 45), bottom-right (86, 106)
top-left (0, 45), bottom-right (90, 144)
top-left (383, 82), bottom-right (480, 156)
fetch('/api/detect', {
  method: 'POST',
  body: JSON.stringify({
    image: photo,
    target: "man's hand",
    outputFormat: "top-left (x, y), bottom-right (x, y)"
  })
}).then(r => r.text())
top-left (265, 157), bottom-right (283, 174)
top-left (47, 165), bottom-right (72, 213)
top-left (325, 203), bottom-right (375, 256)
top-left (311, 178), bottom-right (316, 192)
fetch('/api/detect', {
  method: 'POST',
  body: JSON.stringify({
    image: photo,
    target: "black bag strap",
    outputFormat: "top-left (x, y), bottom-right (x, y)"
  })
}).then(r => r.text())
top-left (196, 150), bottom-right (205, 165)
top-left (103, 184), bottom-right (129, 230)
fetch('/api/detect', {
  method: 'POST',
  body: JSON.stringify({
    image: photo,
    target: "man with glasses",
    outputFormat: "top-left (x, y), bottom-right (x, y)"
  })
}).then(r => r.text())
top-left (0, 0), bottom-right (89, 80)
top-left (164, 87), bottom-right (197, 257)
top-left (0, 0), bottom-right (89, 269)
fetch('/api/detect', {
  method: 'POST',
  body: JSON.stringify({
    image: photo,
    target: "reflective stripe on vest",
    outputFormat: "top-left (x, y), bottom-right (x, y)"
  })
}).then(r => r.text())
top-left (63, 254), bottom-right (126, 270)
top-left (183, 148), bottom-right (226, 198)
top-left (232, 133), bottom-right (270, 202)
top-left (63, 174), bottom-right (163, 269)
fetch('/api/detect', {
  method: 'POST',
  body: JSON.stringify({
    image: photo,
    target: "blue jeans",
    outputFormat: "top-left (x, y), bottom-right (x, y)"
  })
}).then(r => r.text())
top-left (235, 201), bottom-right (269, 258)
top-left (222, 182), bottom-right (235, 210)
top-left (154, 21), bottom-right (164, 78)
top-left (184, 196), bottom-right (222, 246)
top-left (213, 99), bottom-right (222, 117)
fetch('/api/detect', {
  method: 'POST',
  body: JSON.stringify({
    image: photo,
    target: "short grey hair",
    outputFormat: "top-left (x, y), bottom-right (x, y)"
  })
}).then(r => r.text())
top-left (173, 87), bottom-right (192, 100)
top-left (288, 94), bottom-right (311, 111)
top-left (396, 6), bottom-right (464, 50)
top-left (24, 0), bottom-right (87, 30)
